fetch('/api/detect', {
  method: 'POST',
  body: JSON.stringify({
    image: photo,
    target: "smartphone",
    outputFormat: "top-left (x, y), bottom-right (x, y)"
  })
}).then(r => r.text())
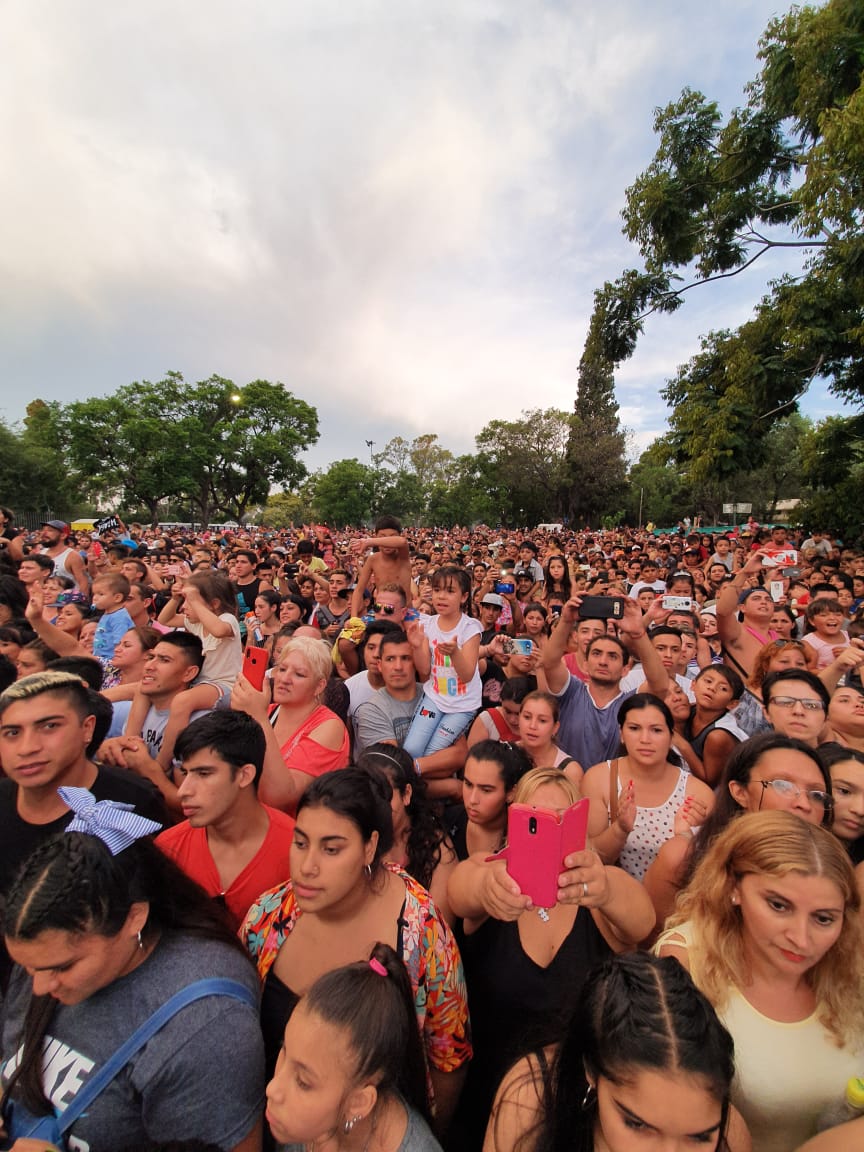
top-left (242, 646), bottom-right (269, 692)
top-left (770, 581), bottom-right (785, 602)
top-left (550, 604), bottom-right (562, 616)
top-left (578, 596), bottom-right (625, 621)
top-left (495, 582), bottom-right (515, 595)
top-left (165, 563), bottom-right (184, 577)
top-left (487, 798), bottom-right (590, 908)
top-left (500, 637), bottom-right (533, 656)
top-left (662, 595), bottom-right (693, 611)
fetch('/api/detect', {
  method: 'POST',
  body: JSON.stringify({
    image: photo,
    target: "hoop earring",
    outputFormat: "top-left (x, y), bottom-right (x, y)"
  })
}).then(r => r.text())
top-left (364, 863), bottom-right (373, 880)
top-left (343, 1114), bottom-right (363, 1134)
top-left (581, 1084), bottom-right (597, 1111)
top-left (137, 930), bottom-right (144, 951)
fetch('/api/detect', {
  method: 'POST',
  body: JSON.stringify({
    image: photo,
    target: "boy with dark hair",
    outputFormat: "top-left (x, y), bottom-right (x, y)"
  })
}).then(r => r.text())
top-left (156, 711), bottom-right (294, 929)
top-left (350, 516), bottom-right (413, 617)
top-left (91, 572), bottom-right (134, 661)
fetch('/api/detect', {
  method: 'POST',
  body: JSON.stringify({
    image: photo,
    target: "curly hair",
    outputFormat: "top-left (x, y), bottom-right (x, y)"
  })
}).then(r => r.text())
top-left (355, 745), bottom-right (448, 891)
top-left (668, 810), bottom-right (864, 1047)
top-left (746, 638), bottom-right (808, 693)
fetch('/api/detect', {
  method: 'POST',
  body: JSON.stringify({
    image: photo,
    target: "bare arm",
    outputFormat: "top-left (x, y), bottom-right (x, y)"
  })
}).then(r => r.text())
top-left (350, 556), bottom-right (374, 618)
top-left (25, 586), bottom-right (87, 656)
top-left (541, 598), bottom-right (581, 694)
top-left (64, 547), bottom-right (90, 595)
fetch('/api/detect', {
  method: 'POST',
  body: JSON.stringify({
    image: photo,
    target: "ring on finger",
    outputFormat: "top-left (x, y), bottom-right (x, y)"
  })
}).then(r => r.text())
top-left (582, 881), bottom-right (589, 899)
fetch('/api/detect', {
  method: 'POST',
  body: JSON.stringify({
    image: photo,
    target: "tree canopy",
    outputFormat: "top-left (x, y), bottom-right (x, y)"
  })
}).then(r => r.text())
top-left (588, 0), bottom-right (864, 485)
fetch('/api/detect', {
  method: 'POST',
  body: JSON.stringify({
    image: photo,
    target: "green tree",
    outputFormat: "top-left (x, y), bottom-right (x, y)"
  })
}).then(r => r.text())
top-left (798, 415), bottom-right (864, 540)
top-left (65, 373), bottom-right (318, 528)
top-left (475, 409), bottom-right (573, 524)
top-left (310, 459), bottom-right (377, 526)
top-left (566, 314), bottom-right (628, 526)
top-left (588, 0), bottom-right (864, 481)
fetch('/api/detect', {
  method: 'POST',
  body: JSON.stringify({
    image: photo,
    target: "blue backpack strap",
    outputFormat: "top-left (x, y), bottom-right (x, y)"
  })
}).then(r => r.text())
top-left (57, 977), bottom-right (256, 1133)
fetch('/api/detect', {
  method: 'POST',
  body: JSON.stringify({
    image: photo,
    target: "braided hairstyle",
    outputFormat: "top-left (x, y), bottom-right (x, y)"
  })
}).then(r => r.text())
top-left (505, 952), bottom-right (734, 1152)
top-left (2, 832), bottom-right (245, 1114)
top-left (302, 942), bottom-right (431, 1123)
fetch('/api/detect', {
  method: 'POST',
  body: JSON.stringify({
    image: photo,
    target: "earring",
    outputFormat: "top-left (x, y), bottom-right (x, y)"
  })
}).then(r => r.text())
top-left (137, 929), bottom-right (144, 950)
top-left (731, 895), bottom-right (739, 906)
top-left (364, 863), bottom-right (373, 880)
top-left (581, 1083), bottom-right (597, 1111)
top-left (343, 1114), bottom-right (363, 1134)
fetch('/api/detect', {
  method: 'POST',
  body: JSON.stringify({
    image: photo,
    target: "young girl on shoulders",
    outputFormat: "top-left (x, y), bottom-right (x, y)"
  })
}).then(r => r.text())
top-left (403, 566), bottom-right (482, 758)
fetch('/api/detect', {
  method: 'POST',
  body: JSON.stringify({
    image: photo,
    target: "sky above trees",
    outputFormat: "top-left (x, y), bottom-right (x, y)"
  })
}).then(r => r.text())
top-left (1, 0), bottom-right (839, 470)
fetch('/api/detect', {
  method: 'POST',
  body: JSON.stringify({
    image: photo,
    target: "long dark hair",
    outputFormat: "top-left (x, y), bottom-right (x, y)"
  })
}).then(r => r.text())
top-left (298, 768), bottom-right (394, 866)
top-left (501, 953), bottom-right (734, 1152)
top-left (2, 832), bottom-right (244, 1114)
top-left (303, 943), bottom-right (431, 1123)
top-left (355, 745), bottom-right (448, 890)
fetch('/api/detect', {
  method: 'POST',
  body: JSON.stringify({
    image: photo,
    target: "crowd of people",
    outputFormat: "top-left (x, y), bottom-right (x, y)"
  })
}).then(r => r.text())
top-left (0, 507), bottom-right (863, 1151)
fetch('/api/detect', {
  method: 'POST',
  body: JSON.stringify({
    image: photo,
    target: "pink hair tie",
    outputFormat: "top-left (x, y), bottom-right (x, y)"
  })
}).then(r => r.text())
top-left (369, 957), bottom-right (388, 977)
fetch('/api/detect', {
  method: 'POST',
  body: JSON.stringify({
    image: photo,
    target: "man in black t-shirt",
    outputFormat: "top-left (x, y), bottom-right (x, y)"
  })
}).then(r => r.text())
top-left (0, 671), bottom-right (166, 894)
top-left (0, 505), bottom-right (23, 563)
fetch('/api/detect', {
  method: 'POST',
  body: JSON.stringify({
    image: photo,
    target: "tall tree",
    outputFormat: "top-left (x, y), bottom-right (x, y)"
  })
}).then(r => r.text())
top-left (587, 0), bottom-right (864, 482)
top-left (310, 459), bottom-right (377, 526)
top-left (566, 314), bottom-right (628, 526)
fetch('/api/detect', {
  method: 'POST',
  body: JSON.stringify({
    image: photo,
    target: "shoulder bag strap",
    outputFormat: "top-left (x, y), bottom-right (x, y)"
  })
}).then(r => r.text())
top-left (58, 978), bottom-right (256, 1133)
top-left (608, 758), bottom-right (619, 827)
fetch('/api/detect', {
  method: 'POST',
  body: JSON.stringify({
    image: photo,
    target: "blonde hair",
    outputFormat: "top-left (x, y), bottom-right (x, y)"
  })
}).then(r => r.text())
top-left (277, 635), bottom-right (332, 687)
top-left (511, 766), bottom-right (581, 808)
top-left (669, 810), bottom-right (864, 1046)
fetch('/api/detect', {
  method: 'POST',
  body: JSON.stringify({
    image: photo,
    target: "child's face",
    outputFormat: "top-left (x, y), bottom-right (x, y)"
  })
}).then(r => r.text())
top-left (378, 528), bottom-right (401, 557)
top-left (91, 583), bottom-right (121, 612)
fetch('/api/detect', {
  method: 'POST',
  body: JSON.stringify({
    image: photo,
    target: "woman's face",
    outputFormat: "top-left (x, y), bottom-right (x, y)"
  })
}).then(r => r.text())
top-left (255, 596), bottom-right (278, 623)
top-left (518, 699), bottom-right (559, 753)
top-left (730, 748), bottom-right (829, 826)
top-left (79, 620), bottom-right (97, 654)
top-left (462, 756), bottom-right (509, 827)
top-left (0, 636), bottom-right (21, 661)
top-left (828, 757), bottom-right (864, 843)
top-left (620, 706), bottom-right (672, 766)
top-left (766, 645), bottom-right (807, 675)
top-left (272, 653), bottom-right (324, 706)
top-left (769, 610), bottom-right (796, 639)
top-left (499, 698), bottom-right (522, 733)
top-left (664, 682), bottom-right (692, 723)
top-left (55, 604), bottom-right (86, 635)
top-left (16, 648), bottom-right (47, 679)
top-left (523, 611), bottom-right (546, 637)
top-left (595, 1067), bottom-right (724, 1152)
top-left (548, 557), bottom-right (566, 582)
top-left (828, 687), bottom-right (864, 738)
top-left (298, 579), bottom-right (315, 599)
top-left (734, 871), bottom-right (844, 978)
top-left (112, 630), bottom-right (144, 669)
top-left (524, 780), bottom-right (572, 816)
top-left (266, 1005), bottom-right (360, 1146)
top-left (700, 613), bottom-right (718, 637)
top-left (280, 600), bottom-right (303, 625)
top-left (290, 804), bottom-right (377, 914)
top-left (6, 909), bottom-right (147, 1006)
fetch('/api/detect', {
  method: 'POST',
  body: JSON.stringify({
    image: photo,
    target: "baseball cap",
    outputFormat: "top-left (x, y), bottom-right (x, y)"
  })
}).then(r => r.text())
top-left (42, 520), bottom-right (68, 532)
top-left (481, 593), bottom-right (505, 608)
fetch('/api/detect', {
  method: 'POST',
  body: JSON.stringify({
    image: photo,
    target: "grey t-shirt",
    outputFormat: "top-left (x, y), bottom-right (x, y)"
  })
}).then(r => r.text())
top-left (0, 934), bottom-right (264, 1152)
top-left (354, 687), bottom-right (423, 756)
top-left (281, 1102), bottom-right (442, 1152)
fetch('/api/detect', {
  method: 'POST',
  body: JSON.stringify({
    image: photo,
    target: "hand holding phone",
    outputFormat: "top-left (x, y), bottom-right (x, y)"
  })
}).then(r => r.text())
top-left (242, 646), bottom-right (269, 692)
top-left (487, 798), bottom-right (590, 908)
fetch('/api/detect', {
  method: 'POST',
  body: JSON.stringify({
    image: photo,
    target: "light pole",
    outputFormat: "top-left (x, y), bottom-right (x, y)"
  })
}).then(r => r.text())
top-left (365, 439), bottom-right (375, 464)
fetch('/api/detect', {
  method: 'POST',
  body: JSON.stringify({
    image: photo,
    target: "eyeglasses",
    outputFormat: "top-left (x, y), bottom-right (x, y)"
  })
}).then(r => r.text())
top-left (371, 602), bottom-right (398, 615)
top-left (758, 779), bottom-right (833, 808)
top-left (768, 695), bottom-right (825, 711)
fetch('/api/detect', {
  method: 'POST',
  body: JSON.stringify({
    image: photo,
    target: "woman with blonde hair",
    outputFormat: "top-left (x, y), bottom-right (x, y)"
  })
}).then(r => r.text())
top-left (658, 810), bottom-right (864, 1152)
top-left (231, 634), bottom-right (350, 813)
top-left (449, 765), bottom-right (654, 1150)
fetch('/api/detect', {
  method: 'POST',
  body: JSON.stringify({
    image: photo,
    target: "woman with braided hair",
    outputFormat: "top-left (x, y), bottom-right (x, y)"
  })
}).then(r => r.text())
top-left (486, 952), bottom-right (742, 1152)
top-left (0, 794), bottom-right (264, 1151)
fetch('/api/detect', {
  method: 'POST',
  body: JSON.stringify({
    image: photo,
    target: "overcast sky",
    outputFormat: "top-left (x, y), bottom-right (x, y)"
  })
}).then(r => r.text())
top-left (0, 0), bottom-right (839, 474)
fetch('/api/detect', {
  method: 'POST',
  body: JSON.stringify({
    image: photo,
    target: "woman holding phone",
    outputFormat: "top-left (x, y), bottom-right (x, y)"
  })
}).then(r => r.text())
top-left (448, 766), bottom-right (654, 1150)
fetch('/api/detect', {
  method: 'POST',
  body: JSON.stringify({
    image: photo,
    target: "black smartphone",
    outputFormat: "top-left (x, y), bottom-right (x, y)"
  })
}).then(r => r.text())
top-left (578, 596), bottom-right (625, 621)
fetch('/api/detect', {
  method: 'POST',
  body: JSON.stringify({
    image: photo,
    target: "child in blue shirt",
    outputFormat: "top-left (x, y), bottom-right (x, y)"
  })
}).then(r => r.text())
top-left (91, 574), bottom-right (135, 662)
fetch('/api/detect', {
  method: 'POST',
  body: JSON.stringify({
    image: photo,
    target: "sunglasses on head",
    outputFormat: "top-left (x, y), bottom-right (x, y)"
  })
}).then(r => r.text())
top-left (372, 602), bottom-right (398, 615)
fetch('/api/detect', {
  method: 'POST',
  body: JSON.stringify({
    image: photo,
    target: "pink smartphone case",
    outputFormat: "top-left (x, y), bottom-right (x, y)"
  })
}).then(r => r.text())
top-left (487, 797), bottom-right (590, 908)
